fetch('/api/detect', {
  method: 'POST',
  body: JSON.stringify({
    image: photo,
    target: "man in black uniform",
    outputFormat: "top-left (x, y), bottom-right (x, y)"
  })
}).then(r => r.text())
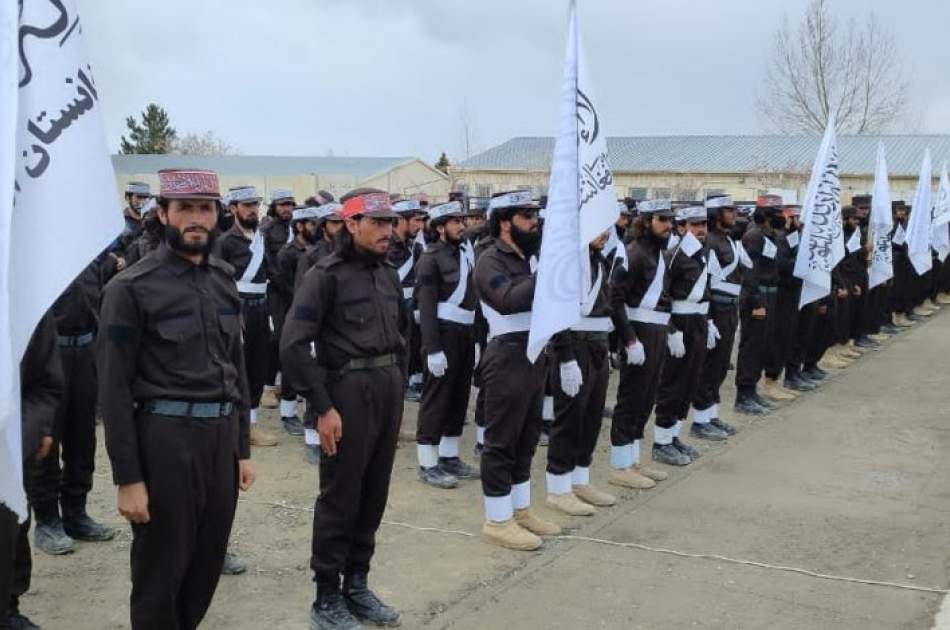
top-left (653, 206), bottom-right (718, 468)
top-left (98, 169), bottom-right (256, 630)
top-left (215, 186), bottom-right (283, 446)
top-left (735, 195), bottom-right (788, 412)
top-left (281, 188), bottom-right (406, 630)
top-left (295, 204), bottom-right (345, 289)
top-left (388, 199), bottom-right (428, 401)
top-left (607, 200), bottom-right (674, 488)
top-left (692, 195), bottom-right (748, 427)
top-left (473, 190), bottom-right (560, 551)
top-left (544, 230), bottom-right (620, 515)
top-left (29, 256), bottom-right (115, 557)
top-left (414, 201), bottom-right (479, 489)
top-left (114, 182), bottom-right (152, 263)
top-left (1, 314), bottom-right (64, 630)
top-left (263, 188), bottom-right (297, 409)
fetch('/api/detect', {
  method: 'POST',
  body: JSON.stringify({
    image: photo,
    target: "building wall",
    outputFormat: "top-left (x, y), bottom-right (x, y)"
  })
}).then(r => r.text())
top-left (114, 159), bottom-right (449, 204)
top-left (448, 168), bottom-right (924, 204)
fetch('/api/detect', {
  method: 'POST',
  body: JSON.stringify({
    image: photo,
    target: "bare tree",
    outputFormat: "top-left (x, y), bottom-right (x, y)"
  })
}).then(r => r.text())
top-left (757, 0), bottom-right (909, 134)
top-left (171, 130), bottom-right (239, 156)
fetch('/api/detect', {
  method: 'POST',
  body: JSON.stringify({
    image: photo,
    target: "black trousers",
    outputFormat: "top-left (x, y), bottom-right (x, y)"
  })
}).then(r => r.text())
top-left (242, 300), bottom-right (270, 409)
top-left (130, 413), bottom-right (239, 630)
top-left (765, 283), bottom-right (800, 380)
top-left (547, 335), bottom-right (609, 475)
top-left (266, 286), bottom-right (290, 387)
top-left (803, 301), bottom-right (833, 366)
top-left (655, 314), bottom-right (707, 428)
top-left (0, 505), bottom-right (30, 619)
top-left (480, 339), bottom-right (547, 497)
top-left (850, 279), bottom-right (869, 341)
top-left (611, 322), bottom-right (667, 445)
top-left (735, 292), bottom-right (777, 392)
top-left (892, 257), bottom-right (915, 314)
top-left (866, 285), bottom-right (887, 333)
top-left (417, 323), bottom-right (475, 445)
top-left (312, 366), bottom-right (402, 584)
top-left (28, 342), bottom-right (97, 522)
top-left (833, 294), bottom-right (851, 345)
top-left (693, 302), bottom-right (738, 412)
top-left (785, 303), bottom-right (810, 375)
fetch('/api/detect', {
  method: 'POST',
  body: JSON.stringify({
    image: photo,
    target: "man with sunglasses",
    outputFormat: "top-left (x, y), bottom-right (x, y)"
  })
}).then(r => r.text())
top-left (474, 191), bottom-right (560, 551)
top-left (282, 188), bottom-right (408, 630)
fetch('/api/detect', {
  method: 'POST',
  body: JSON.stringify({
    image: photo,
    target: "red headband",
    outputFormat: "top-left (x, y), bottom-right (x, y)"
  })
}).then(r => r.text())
top-left (341, 192), bottom-right (393, 218)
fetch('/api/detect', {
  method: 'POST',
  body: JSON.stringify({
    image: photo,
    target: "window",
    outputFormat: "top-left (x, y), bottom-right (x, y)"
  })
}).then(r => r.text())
top-left (674, 187), bottom-right (699, 201)
top-left (455, 183), bottom-right (470, 195)
top-left (704, 188), bottom-right (726, 198)
top-left (652, 187), bottom-right (672, 200)
top-left (627, 187), bottom-right (648, 201)
top-left (475, 184), bottom-right (492, 197)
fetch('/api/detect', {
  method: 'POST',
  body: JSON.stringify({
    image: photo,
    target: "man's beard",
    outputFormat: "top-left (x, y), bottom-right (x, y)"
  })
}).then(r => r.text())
top-left (166, 225), bottom-right (217, 256)
top-left (511, 223), bottom-right (540, 257)
top-left (236, 214), bottom-right (259, 231)
top-left (445, 232), bottom-right (463, 246)
top-left (303, 230), bottom-right (319, 245)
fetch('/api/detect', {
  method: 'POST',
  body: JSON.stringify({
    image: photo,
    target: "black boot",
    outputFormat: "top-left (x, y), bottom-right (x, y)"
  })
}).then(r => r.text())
top-left (32, 505), bottom-right (75, 556)
top-left (689, 422), bottom-right (728, 441)
top-left (311, 582), bottom-right (362, 630)
top-left (62, 497), bottom-right (115, 542)
top-left (282, 415), bottom-right (305, 436)
top-left (801, 364), bottom-right (828, 381)
top-left (417, 466), bottom-right (458, 489)
top-left (672, 437), bottom-right (701, 460)
top-left (750, 391), bottom-right (773, 411)
top-left (438, 457), bottom-right (479, 480)
top-left (734, 392), bottom-right (766, 416)
top-left (472, 441), bottom-right (484, 459)
top-left (343, 572), bottom-right (401, 627)
top-left (1, 611), bottom-right (41, 630)
top-left (709, 418), bottom-right (737, 436)
top-left (783, 373), bottom-right (816, 392)
top-left (221, 551), bottom-right (247, 575)
top-left (652, 443), bottom-right (690, 466)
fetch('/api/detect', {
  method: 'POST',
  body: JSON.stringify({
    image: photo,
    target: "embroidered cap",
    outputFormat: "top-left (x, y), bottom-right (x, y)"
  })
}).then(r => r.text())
top-left (158, 169), bottom-right (221, 200)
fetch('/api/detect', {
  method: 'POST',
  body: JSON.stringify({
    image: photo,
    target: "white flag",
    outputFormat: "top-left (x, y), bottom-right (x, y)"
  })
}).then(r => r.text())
top-left (931, 161), bottom-right (950, 262)
top-left (527, 0), bottom-right (619, 362)
top-left (868, 143), bottom-right (894, 289)
top-left (1, 0), bottom-right (123, 520)
top-left (793, 114), bottom-right (844, 308)
top-left (905, 150), bottom-right (933, 275)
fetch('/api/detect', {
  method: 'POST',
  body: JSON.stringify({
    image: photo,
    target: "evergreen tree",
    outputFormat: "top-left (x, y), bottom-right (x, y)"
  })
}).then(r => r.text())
top-left (120, 103), bottom-right (177, 154)
top-left (434, 151), bottom-right (451, 174)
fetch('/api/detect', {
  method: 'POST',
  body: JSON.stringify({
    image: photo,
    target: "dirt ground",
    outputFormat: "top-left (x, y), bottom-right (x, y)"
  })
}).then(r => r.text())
top-left (23, 310), bottom-right (950, 629)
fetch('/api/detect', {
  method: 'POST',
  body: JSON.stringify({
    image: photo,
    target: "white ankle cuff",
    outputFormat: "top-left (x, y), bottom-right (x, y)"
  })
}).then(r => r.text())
top-left (512, 481), bottom-right (531, 510)
top-left (279, 399), bottom-right (298, 417)
top-left (438, 436), bottom-right (460, 458)
top-left (484, 494), bottom-right (513, 523)
top-left (610, 444), bottom-right (634, 470)
top-left (546, 472), bottom-right (572, 495)
top-left (416, 444), bottom-right (439, 469)
top-left (632, 440), bottom-right (641, 466)
top-left (304, 428), bottom-right (318, 446)
top-left (572, 466), bottom-right (590, 486)
top-left (250, 408), bottom-right (258, 425)
top-left (476, 426), bottom-right (485, 445)
top-left (693, 406), bottom-right (714, 424)
top-left (542, 396), bottom-right (554, 421)
top-left (654, 426), bottom-right (674, 445)
top-left (673, 420), bottom-right (683, 438)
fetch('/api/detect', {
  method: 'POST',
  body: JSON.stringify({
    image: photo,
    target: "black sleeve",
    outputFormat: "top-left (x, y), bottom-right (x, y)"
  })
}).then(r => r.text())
top-left (281, 268), bottom-right (334, 416)
top-left (20, 314), bottom-right (65, 461)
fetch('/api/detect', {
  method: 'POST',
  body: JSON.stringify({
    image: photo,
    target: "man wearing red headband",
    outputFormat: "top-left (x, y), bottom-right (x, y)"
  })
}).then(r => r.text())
top-left (281, 188), bottom-right (407, 629)
top-left (97, 169), bottom-right (256, 629)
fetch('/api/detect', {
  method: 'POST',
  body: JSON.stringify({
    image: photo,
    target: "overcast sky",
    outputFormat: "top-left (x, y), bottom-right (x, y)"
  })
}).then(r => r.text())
top-left (77, 0), bottom-right (948, 163)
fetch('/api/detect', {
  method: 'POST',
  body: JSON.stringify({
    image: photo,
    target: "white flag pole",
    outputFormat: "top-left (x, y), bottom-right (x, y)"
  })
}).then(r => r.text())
top-left (905, 150), bottom-right (933, 276)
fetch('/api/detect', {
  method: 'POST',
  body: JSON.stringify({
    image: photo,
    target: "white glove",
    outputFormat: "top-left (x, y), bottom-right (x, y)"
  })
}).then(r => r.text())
top-left (559, 360), bottom-right (583, 397)
top-left (427, 351), bottom-right (448, 378)
top-left (706, 320), bottom-right (721, 350)
top-left (625, 341), bottom-right (646, 366)
top-left (474, 343), bottom-right (481, 368)
top-left (668, 331), bottom-right (686, 358)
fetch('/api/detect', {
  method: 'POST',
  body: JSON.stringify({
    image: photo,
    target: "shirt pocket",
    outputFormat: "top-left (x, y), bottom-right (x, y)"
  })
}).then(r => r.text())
top-left (153, 313), bottom-right (202, 368)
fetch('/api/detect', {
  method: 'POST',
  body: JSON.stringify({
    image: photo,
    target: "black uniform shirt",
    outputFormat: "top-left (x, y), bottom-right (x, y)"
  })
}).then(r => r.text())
top-left (277, 239), bottom-right (308, 298)
top-left (741, 224), bottom-right (780, 307)
top-left (263, 216), bottom-right (292, 284)
top-left (50, 257), bottom-right (107, 335)
top-left (281, 249), bottom-right (409, 416)
top-left (295, 239), bottom-right (335, 290)
top-left (472, 239), bottom-right (535, 342)
top-left (97, 244), bottom-right (251, 485)
top-left (415, 240), bottom-right (477, 355)
top-left (387, 234), bottom-right (424, 293)
top-left (215, 225), bottom-right (268, 290)
top-left (20, 314), bottom-right (65, 460)
top-left (609, 235), bottom-right (672, 347)
top-left (706, 227), bottom-right (745, 297)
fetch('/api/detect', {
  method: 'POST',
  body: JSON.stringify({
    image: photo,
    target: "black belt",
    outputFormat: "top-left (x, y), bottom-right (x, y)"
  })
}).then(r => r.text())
top-left (140, 399), bottom-right (234, 418)
top-left (240, 295), bottom-right (268, 307)
top-left (711, 294), bottom-right (739, 306)
top-left (758, 286), bottom-right (779, 295)
top-left (338, 353), bottom-right (399, 374)
top-left (493, 332), bottom-right (529, 345)
top-left (57, 332), bottom-right (95, 347)
top-left (571, 331), bottom-right (609, 343)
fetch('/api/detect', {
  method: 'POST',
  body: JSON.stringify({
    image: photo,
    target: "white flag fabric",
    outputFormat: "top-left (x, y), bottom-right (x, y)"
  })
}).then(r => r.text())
top-left (868, 143), bottom-right (894, 289)
top-left (527, 0), bottom-right (618, 362)
top-left (793, 114), bottom-right (844, 308)
top-left (931, 162), bottom-right (950, 262)
top-left (1, 0), bottom-right (123, 520)
top-left (905, 150), bottom-right (933, 275)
